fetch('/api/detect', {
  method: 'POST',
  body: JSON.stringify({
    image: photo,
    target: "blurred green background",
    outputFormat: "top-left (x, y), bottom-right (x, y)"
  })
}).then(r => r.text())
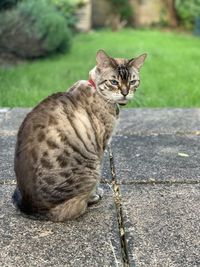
top-left (0, 0), bottom-right (200, 107)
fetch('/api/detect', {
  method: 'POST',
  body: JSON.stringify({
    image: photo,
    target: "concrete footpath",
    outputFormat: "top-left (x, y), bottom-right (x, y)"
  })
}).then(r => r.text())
top-left (0, 108), bottom-right (199, 267)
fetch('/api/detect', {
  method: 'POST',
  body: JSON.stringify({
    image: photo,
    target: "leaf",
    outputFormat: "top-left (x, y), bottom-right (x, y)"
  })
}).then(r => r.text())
top-left (178, 152), bottom-right (189, 157)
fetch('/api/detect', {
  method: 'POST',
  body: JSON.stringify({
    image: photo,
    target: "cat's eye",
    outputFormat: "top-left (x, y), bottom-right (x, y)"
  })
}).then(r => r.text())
top-left (130, 80), bottom-right (137, 85)
top-left (110, 80), bottom-right (118, 86)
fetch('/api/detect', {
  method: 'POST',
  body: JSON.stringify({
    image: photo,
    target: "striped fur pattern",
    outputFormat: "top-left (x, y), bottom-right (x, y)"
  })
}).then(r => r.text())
top-left (13, 50), bottom-right (147, 222)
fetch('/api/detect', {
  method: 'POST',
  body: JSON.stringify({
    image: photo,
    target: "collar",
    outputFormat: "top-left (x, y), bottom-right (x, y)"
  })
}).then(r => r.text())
top-left (88, 79), bottom-right (96, 89)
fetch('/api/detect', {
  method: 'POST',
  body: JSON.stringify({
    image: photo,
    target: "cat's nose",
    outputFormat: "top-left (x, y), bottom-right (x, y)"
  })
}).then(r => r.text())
top-left (121, 88), bottom-right (128, 97)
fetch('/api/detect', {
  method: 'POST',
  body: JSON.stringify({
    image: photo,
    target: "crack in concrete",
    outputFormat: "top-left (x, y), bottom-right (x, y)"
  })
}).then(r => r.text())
top-left (108, 146), bottom-right (130, 267)
top-left (119, 179), bottom-right (200, 185)
top-left (115, 131), bottom-right (200, 137)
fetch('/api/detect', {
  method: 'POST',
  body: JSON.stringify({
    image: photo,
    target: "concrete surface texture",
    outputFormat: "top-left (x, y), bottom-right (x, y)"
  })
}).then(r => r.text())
top-left (0, 108), bottom-right (200, 267)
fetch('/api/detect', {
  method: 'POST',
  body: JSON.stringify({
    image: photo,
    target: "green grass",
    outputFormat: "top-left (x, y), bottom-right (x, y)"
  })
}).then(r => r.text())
top-left (0, 29), bottom-right (200, 107)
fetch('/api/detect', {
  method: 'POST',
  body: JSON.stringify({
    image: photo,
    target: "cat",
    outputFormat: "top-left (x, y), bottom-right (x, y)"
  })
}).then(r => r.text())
top-left (12, 49), bottom-right (147, 222)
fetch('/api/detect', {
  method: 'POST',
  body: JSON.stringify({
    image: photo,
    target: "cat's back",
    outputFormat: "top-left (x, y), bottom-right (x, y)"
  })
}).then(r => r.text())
top-left (16, 81), bottom-right (95, 145)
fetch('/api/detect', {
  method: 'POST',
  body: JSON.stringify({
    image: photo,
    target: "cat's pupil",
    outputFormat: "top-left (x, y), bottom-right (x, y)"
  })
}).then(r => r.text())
top-left (110, 80), bottom-right (118, 85)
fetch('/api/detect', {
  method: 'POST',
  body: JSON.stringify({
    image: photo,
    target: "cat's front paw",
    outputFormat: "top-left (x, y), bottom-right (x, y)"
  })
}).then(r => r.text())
top-left (88, 194), bottom-right (101, 205)
top-left (96, 187), bottom-right (104, 198)
top-left (88, 186), bottom-right (104, 205)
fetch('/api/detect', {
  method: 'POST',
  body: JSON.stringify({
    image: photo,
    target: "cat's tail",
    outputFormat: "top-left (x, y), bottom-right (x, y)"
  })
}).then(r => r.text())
top-left (12, 187), bottom-right (48, 221)
top-left (12, 187), bottom-right (24, 211)
top-left (12, 187), bottom-right (21, 208)
top-left (12, 187), bottom-right (32, 215)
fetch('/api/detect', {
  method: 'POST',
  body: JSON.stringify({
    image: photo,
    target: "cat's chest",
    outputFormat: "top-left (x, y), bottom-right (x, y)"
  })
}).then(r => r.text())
top-left (92, 102), bottom-right (118, 140)
top-left (93, 97), bottom-right (117, 124)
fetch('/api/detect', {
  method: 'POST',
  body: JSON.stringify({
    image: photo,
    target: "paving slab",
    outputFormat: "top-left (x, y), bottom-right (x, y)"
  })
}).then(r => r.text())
top-left (116, 108), bottom-right (200, 135)
top-left (0, 135), bottom-right (16, 181)
top-left (112, 134), bottom-right (200, 183)
top-left (101, 148), bottom-right (112, 181)
top-left (121, 184), bottom-right (200, 267)
top-left (0, 108), bottom-right (31, 133)
top-left (0, 108), bottom-right (9, 128)
top-left (0, 108), bottom-right (9, 113)
top-left (0, 185), bottom-right (123, 267)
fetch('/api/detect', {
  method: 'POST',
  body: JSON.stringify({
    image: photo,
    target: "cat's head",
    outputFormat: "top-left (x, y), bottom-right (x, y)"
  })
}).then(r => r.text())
top-left (89, 50), bottom-right (147, 105)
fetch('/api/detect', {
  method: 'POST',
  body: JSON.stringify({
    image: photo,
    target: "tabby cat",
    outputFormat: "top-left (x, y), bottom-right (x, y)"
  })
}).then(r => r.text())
top-left (13, 50), bottom-right (147, 222)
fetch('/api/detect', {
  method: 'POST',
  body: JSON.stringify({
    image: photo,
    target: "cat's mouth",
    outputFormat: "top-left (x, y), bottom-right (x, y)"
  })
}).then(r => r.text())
top-left (117, 98), bottom-right (128, 106)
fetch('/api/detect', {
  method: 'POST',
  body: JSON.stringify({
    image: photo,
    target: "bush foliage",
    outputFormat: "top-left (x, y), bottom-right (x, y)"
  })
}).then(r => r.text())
top-left (0, 0), bottom-right (71, 58)
top-left (50, 0), bottom-right (82, 29)
top-left (108, 0), bottom-right (133, 24)
top-left (175, 0), bottom-right (200, 29)
top-left (0, 0), bottom-right (20, 10)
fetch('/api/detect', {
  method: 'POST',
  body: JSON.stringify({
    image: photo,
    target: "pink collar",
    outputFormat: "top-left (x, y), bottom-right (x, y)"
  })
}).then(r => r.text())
top-left (88, 79), bottom-right (96, 89)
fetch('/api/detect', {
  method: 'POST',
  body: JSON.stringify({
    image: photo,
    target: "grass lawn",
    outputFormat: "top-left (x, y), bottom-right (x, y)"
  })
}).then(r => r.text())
top-left (0, 29), bottom-right (200, 107)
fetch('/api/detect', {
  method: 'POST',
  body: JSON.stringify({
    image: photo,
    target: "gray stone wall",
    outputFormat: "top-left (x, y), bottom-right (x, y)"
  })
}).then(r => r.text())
top-left (130, 0), bottom-right (164, 26)
top-left (75, 0), bottom-right (92, 32)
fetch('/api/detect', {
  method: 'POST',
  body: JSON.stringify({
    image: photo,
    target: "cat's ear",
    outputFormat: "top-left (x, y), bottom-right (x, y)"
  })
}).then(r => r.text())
top-left (96, 50), bottom-right (116, 68)
top-left (128, 53), bottom-right (147, 70)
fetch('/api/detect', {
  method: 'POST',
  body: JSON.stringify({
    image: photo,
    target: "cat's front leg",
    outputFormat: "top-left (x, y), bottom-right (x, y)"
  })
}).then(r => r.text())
top-left (88, 184), bottom-right (104, 205)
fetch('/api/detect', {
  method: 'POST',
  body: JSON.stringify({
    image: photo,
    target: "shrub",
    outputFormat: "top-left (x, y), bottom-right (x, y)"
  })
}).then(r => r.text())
top-left (0, 0), bottom-right (71, 58)
top-left (175, 0), bottom-right (200, 29)
top-left (50, 0), bottom-right (82, 29)
top-left (18, 0), bottom-right (71, 53)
